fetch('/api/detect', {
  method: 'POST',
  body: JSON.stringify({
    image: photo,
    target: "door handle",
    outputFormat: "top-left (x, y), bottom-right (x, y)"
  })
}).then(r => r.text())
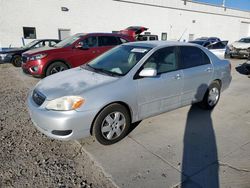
top-left (206, 67), bottom-right (212, 72)
top-left (174, 74), bottom-right (181, 80)
top-left (92, 51), bottom-right (96, 54)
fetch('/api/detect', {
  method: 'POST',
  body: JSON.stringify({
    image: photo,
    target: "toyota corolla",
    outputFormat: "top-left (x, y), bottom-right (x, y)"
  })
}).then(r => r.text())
top-left (27, 41), bottom-right (232, 145)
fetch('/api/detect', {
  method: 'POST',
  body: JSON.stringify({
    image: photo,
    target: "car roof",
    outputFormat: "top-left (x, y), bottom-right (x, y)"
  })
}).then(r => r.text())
top-left (36, 39), bottom-right (60, 41)
top-left (123, 41), bottom-right (200, 48)
top-left (74, 33), bottom-right (129, 37)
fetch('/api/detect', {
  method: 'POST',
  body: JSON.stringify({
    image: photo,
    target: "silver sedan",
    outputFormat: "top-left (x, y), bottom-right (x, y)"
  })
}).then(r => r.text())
top-left (27, 41), bottom-right (232, 145)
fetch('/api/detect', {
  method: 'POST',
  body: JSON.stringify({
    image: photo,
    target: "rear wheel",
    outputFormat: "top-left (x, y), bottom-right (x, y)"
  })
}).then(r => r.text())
top-left (199, 81), bottom-right (221, 110)
top-left (11, 55), bottom-right (22, 67)
top-left (93, 104), bottom-right (131, 145)
top-left (45, 61), bottom-right (68, 77)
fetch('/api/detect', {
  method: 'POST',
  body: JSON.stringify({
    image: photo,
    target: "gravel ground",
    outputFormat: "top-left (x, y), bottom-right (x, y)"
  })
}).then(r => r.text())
top-left (0, 64), bottom-right (116, 188)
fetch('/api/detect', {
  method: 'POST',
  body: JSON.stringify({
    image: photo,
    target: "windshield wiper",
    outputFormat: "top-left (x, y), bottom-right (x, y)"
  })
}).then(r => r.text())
top-left (83, 64), bottom-right (121, 77)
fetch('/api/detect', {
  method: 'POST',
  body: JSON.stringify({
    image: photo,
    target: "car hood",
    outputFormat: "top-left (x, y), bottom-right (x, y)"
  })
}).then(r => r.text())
top-left (231, 42), bottom-right (250, 49)
top-left (23, 46), bottom-right (55, 55)
top-left (0, 48), bottom-right (24, 54)
top-left (35, 67), bottom-right (118, 100)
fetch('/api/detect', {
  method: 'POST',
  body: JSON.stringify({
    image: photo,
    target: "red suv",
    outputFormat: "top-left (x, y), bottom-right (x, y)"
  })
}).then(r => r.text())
top-left (22, 33), bottom-right (134, 77)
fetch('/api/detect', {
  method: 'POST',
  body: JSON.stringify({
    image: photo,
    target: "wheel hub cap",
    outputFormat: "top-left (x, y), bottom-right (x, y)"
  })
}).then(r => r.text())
top-left (208, 87), bottom-right (219, 106)
top-left (101, 112), bottom-right (126, 140)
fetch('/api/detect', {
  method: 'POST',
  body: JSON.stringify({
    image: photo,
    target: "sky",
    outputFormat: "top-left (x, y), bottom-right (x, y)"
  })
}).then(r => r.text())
top-left (195, 0), bottom-right (250, 11)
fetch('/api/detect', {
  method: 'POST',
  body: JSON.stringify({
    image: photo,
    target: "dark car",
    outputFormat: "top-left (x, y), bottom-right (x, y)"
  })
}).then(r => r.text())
top-left (0, 39), bottom-right (60, 67)
top-left (195, 37), bottom-right (221, 43)
top-left (22, 33), bottom-right (134, 77)
top-left (189, 40), bottom-right (211, 47)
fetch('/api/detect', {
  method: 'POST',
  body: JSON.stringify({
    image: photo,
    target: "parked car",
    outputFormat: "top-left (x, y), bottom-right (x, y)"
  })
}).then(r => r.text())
top-left (22, 33), bottom-right (134, 77)
top-left (27, 41), bottom-right (232, 145)
top-left (189, 40), bottom-right (229, 59)
top-left (229, 37), bottom-right (250, 58)
top-left (119, 26), bottom-right (158, 41)
top-left (195, 37), bottom-right (221, 43)
top-left (137, 34), bottom-right (158, 41)
top-left (0, 39), bottom-right (60, 67)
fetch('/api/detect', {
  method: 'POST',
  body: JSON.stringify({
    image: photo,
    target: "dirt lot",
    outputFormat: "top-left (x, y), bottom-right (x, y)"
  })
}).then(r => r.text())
top-left (0, 64), bottom-right (115, 188)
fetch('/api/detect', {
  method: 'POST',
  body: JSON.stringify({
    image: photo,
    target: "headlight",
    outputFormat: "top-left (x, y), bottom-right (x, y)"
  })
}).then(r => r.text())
top-left (46, 96), bottom-right (84, 111)
top-left (0, 54), bottom-right (8, 59)
top-left (29, 53), bottom-right (47, 61)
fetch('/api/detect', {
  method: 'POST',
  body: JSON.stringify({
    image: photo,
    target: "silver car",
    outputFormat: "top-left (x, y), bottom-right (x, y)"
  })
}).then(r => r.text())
top-left (27, 41), bottom-right (232, 145)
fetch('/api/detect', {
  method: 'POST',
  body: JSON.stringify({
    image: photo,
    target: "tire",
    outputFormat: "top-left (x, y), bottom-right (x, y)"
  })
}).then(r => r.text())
top-left (199, 81), bottom-right (221, 110)
top-left (45, 61), bottom-right (68, 77)
top-left (11, 55), bottom-right (22, 67)
top-left (93, 103), bottom-right (131, 145)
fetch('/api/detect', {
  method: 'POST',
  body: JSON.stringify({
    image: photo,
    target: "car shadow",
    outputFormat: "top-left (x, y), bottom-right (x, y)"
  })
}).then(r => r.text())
top-left (127, 121), bottom-right (142, 135)
top-left (181, 104), bottom-right (219, 187)
top-left (235, 61), bottom-right (250, 75)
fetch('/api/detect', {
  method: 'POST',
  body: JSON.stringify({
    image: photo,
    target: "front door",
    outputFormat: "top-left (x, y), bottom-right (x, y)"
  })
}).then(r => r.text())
top-left (136, 46), bottom-right (184, 119)
top-left (71, 36), bottom-right (100, 66)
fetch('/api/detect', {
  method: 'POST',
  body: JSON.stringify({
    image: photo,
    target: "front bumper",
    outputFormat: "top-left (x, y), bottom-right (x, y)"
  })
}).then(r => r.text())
top-left (0, 54), bottom-right (12, 63)
top-left (230, 49), bottom-right (249, 58)
top-left (27, 92), bottom-right (97, 140)
top-left (22, 59), bottom-right (45, 77)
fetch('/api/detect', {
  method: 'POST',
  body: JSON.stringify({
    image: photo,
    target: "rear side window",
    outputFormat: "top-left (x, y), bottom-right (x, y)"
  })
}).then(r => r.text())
top-left (99, 36), bottom-right (119, 46)
top-left (179, 46), bottom-right (210, 69)
top-left (117, 37), bottom-right (129, 44)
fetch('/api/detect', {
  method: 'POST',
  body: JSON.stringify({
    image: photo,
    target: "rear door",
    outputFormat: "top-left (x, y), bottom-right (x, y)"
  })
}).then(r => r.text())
top-left (98, 36), bottom-right (121, 54)
top-left (136, 46), bottom-right (184, 119)
top-left (179, 46), bottom-right (213, 105)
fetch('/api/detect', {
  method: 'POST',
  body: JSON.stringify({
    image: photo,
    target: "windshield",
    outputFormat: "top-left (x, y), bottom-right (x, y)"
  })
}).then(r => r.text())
top-left (22, 40), bottom-right (39, 49)
top-left (55, 35), bottom-right (82, 47)
top-left (85, 45), bottom-right (152, 76)
top-left (239, 38), bottom-right (250, 43)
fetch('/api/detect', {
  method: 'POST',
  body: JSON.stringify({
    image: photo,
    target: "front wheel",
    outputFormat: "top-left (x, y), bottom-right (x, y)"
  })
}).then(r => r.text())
top-left (93, 104), bottom-right (131, 145)
top-left (45, 61), bottom-right (68, 77)
top-left (11, 55), bottom-right (22, 67)
top-left (199, 81), bottom-right (221, 110)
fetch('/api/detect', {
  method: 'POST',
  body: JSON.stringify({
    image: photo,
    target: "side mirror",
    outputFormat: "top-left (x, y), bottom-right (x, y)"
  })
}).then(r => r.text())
top-left (75, 42), bottom-right (89, 50)
top-left (139, 68), bottom-right (157, 77)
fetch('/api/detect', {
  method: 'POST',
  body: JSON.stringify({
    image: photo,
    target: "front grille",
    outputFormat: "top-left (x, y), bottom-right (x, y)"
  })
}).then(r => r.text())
top-left (32, 90), bottom-right (46, 106)
top-left (22, 56), bottom-right (28, 64)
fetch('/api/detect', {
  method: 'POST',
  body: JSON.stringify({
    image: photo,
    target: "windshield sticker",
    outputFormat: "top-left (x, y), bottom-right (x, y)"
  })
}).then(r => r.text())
top-left (131, 48), bottom-right (148, 53)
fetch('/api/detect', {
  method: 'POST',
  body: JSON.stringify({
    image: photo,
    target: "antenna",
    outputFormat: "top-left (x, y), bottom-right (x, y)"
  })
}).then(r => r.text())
top-left (222, 0), bottom-right (226, 7)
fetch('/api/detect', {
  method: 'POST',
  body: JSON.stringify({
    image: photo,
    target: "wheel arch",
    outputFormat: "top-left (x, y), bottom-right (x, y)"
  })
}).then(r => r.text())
top-left (90, 101), bottom-right (133, 135)
top-left (43, 59), bottom-right (72, 76)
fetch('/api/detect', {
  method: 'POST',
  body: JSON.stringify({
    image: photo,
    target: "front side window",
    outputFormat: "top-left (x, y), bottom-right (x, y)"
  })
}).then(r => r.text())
top-left (143, 47), bottom-right (177, 74)
top-left (98, 36), bottom-right (119, 46)
top-left (85, 45), bottom-right (151, 76)
top-left (179, 46), bottom-right (210, 69)
top-left (81, 36), bottom-right (98, 48)
top-left (33, 41), bottom-right (45, 48)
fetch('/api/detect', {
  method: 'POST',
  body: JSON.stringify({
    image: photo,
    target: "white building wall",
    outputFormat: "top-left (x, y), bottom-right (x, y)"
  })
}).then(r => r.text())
top-left (0, 0), bottom-right (249, 48)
